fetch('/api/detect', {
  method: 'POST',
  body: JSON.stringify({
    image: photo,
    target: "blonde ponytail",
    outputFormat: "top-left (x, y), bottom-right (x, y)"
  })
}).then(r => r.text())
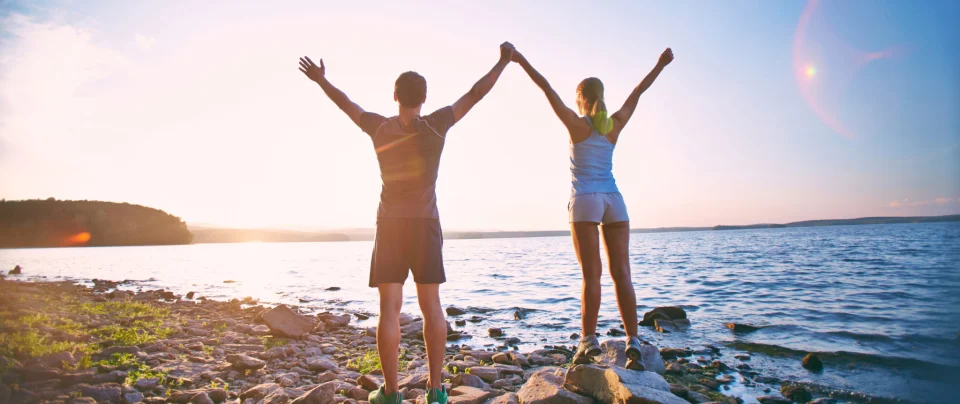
top-left (577, 77), bottom-right (613, 135)
top-left (590, 99), bottom-right (613, 135)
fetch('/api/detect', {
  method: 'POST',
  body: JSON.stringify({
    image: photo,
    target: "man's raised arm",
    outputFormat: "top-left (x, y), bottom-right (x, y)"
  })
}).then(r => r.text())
top-left (299, 56), bottom-right (367, 126)
top-left (450, 42), bottom-right (514, 123)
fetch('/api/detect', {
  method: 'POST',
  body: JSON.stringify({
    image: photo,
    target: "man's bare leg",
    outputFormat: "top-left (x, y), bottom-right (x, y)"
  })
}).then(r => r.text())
top-left (416, 283), bottom-right (446, 389)
top-left (377, 283), bottom-right (403, 394)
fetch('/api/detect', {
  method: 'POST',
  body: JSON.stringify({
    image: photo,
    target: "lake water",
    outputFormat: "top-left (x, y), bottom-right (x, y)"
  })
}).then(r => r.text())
top-left (2, 222), bottom-right (959, 403)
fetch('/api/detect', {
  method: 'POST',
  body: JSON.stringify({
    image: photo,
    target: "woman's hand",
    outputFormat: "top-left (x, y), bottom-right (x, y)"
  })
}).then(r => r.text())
top-left (658, 48), bottom-right (674, 67)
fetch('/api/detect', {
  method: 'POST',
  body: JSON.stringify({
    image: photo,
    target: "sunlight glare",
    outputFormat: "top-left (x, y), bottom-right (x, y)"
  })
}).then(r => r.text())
top-left (65, 232), bottom-right (91, 245)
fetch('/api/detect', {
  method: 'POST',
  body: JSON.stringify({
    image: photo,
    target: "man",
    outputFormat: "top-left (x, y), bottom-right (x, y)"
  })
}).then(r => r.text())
top-left (298, 42), bottom-right (514, 404)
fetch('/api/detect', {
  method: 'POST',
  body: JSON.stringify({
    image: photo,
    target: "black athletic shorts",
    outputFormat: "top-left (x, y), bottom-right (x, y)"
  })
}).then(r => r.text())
top-left (369, 218), bottom-right (445, 287)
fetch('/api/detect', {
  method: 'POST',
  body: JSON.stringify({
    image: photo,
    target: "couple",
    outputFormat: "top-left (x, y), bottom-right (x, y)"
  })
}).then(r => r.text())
top-left (298, 42), bottom-right (674, 404)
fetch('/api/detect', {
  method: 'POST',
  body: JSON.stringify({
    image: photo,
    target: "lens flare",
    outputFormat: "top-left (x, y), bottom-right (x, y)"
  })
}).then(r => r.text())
top-left (65, 232), bottom-right (91, 245)
top-left (792, 0), bottom-right (903, 138)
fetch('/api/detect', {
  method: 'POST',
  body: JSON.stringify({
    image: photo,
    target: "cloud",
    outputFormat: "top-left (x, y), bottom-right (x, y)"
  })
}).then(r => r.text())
top-left (135, 34), bottom-right (156, 50)
top-left (888, 197), bottom-right (955, 208)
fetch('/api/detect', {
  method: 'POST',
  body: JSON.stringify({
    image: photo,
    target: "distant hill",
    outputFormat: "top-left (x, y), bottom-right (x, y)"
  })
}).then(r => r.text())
top-left (785, 215), bottom-right (960, 227)
top-left (0, 199), bottom-right (193, 248)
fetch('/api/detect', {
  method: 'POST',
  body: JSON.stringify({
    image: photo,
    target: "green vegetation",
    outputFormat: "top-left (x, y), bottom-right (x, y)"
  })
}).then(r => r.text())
top-left (348, 349), bottom-right (409, 375)
top-left (0, 198), bottom-right (193, 248)
top-left (75, 301), bottom-right (175, 346)
top-left (663, 374), bottom-right (728, 402)
top-left (259, 336), bottom-right (289, 350)
top-left (96, 353), bottom-right (169, 386)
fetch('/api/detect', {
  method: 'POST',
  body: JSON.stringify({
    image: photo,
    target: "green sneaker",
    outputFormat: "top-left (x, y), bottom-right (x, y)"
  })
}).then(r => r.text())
top-left (368, 386), bottom-right (402, 404)
top-left (425, 386), bottom-right (448, 404)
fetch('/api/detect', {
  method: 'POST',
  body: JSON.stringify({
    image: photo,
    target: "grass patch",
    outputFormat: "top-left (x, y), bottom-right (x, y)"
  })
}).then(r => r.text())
top-left (72, 301), bottom-right (171, 321)
top-left (348, 349), bottom-right (409, 375)
top-left (92, 322), bottom-right (175, 346)
top-left (0, 330), bottom-right (91, 360)
top-left (97, 353), bottom-right (169, 386)
top-left (259, 336), bottom-right (289, 350)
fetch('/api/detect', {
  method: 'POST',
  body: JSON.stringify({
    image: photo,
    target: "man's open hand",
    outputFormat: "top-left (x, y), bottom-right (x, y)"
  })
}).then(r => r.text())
top-left (299, 56), bottom-right (325, 83)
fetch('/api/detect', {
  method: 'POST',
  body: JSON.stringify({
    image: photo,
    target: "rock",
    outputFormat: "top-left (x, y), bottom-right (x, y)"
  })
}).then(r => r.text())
top-left (492, 352), bottom-right (512, 364)
top-left (598, 339), bottom-right (627, 368)
top-left (467, 316), bottom-right (483, 323)
top-left (101, 346), bottom-right (142, 357)
top-left (660, 348), bottom-right (692, 359)
top-left (241, 383), bottom-right (282, 401)
top-left (466, 366), bottom-right (499, 383)
top-left (668, 384), bottom-right (688, 398)
top-left (226, 354), bottom-right (266, 370)
top-left (717, 374), bottom-right (734, 384)
top-left (277, 372), bottom-right (301, 387)
top-left (9, 265), bottom-right (22, 275)
top-left (325, 286), bottom-right (340, 291)
top-left (607, 328), bottom-right (626, 337)
top-left (289, 381), bottom-right (336, 404)
top-left (808, 398), bottom-right (839, 404)
top-left (639, 345), bottom-right (666, 375)
top-left (485, 392), bottom-right (519, 404)
top-left (262, 305), bottom-right (317, 338)
top-left (400, 373), bottom-right (430, 390)
top-left (447, 386), bottom-right (491, 404)
top-left (665, 363), bottom-right (683, 375)
top-left (451, 373), bottom-right (487, 389)
top-left (517, 371), bottom-right (592, 404)
top-left (639, 306), bottom-right (687, 326)
top-left (81, 383), bottom-right (123, 402)
top-left (563, 365), bottom-right (688, 404)
top-left (261, 388), bottom-right (291, 404)
top-left (780, 384), bottom-right (812, 402)
top-left (733, 353), bottom-right (750, 361)
top-left (186, 291), bottom-right (196, 299)
top-left (654, 319), bottom-right (691, 333)
top-left (488, 328), bottom-right (504, 338)
top-left (802, 353), bottom-right (823, 371)
top-left (399, 313), bottom-right (415, 326)
top-left (306, 357), bottom-right (338, 372)
top-left (455, 319), bottom-right (466, 326)
top-left (31, 351), bottom-right (76, 368)
top-left (319, 313), bottom-right (351, 328)
top-left (70, 398), bottom-right (97, 404)
top-left (446, 307), bottom-right (467, 316)
top-left (724, 323), bottom-right (760, 333)
top-left (358, 374), bottom-right (381, 391)
top-left (756, 396), bottom-right (792, 404)
top-left (190, 392), bottom-right (214, 404)
top-left (513, 309), bottom-right (526, 320)
top-left (686, 390), bottom-right (711, 403)
top-left (134, 378), bottom-right (162, 391)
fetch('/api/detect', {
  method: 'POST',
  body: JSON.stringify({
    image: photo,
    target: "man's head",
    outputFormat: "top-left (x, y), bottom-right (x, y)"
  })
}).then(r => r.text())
top-left (394, 71), bottom-right (427, 108)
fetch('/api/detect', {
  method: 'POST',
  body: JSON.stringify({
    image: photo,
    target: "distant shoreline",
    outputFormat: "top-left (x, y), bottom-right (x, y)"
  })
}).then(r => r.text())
top-left (191, 214), bottom-right (960, 244)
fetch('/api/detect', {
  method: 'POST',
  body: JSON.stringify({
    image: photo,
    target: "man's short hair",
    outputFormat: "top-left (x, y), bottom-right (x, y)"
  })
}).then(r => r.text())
top-left (395, 71), bottom-right (427, 108)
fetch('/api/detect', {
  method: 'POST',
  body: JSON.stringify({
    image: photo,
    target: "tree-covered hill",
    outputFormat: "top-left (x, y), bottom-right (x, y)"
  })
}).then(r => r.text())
top-left (0, 199), bottom-right (193, 248)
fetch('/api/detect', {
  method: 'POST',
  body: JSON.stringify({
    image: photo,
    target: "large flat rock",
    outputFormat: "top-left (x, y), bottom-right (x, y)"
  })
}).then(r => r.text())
top-left (517, 372), bottom-right (593, 404)
top-left (263, 305), bottom-right (317, 338)
top-left (563, 365), bottom-right (687, 404)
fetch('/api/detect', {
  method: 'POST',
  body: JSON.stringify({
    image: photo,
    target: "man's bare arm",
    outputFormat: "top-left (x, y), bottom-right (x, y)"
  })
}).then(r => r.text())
top-left (299, 56), bottom-right (365, 125)
top-left (451, 42), bottom-right (514, 123)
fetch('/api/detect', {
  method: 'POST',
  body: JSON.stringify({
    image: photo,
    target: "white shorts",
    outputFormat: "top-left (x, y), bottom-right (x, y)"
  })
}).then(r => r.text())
top-left (569, 192), bottom-right (629, 224)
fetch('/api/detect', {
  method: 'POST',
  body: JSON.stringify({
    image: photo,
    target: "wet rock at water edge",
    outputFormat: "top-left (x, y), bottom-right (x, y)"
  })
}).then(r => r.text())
top-left (325, 286), bottom-right (341, 291)
top-left (654, 318), bottom-right (691, 333)
top-left (639, 306), bottom-right (687, 326)
top-left (455, 319), bottom-right (466, 326)
top-left (489, 328), bottom-right (504, 337)
top-left (725, 322), bottom-right (760, 333)
top-left (185, 291), bottom-right (195, 299)
top-left (607, 328), bottom-right (626, 337)
top-left (802, 353), bottom-right (824, 372)
top-left (513, 309), bottom-right (526, 320)
top-left (9, 265), bottom-right (22, 275)
top-left (781, 384), bottom-right (813, 402)
top-left (467, 315), bottom-right (483, 323)
top-left (446, 306), bottom-right (466, 316)
top-left (756, 396), bottom-right (792, 404)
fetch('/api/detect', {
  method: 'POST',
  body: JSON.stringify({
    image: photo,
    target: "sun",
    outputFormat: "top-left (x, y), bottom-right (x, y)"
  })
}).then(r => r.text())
top-left (805, 66), bottom-right (817, 78)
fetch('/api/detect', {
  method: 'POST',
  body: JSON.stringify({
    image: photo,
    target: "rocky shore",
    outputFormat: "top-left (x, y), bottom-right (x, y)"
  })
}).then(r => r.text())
top-left (0, 278), bottom-right (894, 404)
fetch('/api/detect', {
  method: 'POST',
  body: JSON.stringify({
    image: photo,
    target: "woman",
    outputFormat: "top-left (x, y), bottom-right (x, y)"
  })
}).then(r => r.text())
top-left (511, 47), bottom-right (673, 367)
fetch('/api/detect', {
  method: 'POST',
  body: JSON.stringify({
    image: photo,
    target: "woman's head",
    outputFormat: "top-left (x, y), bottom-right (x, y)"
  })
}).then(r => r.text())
top-left (576, 77), bottom-right (613, 135)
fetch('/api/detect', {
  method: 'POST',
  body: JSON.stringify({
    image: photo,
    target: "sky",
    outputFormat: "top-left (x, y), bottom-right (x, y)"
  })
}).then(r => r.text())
top-left (0, 0), bottom-right (958, 231)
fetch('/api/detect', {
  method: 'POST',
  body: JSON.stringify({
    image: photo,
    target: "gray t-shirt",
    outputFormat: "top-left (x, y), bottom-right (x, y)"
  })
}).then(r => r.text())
top-left (357, 106), bottom-right (456, 219)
